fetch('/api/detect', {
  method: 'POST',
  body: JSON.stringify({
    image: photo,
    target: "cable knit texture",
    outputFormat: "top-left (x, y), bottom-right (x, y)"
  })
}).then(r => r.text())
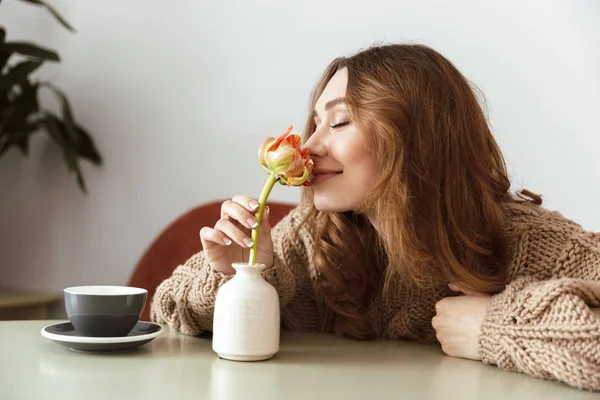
top-left (151, 200), bottom-right (600, 391)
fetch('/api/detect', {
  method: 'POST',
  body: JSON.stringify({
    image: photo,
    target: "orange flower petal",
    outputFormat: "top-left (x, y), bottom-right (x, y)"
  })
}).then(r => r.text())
top-left (260, 126), bottom-right (313, 185)
top-left (268, 126), bottom-right (294, 152)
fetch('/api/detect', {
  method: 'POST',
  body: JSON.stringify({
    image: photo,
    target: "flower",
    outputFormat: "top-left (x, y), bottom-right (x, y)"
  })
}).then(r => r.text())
top-left (249, 126), bottom-right (312, 265)
top-left (258, 126), bottom-right (313, 187)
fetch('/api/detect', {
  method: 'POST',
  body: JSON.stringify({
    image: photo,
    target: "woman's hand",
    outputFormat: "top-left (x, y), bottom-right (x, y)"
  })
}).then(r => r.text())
top-left (199, 195), bottom-right (274, 274)
top-left (432, 283), bottom-right (492, 361)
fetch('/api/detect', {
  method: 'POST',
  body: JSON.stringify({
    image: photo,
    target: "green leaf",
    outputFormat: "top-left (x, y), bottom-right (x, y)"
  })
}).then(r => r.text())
top-left (0, 79), bottom-right (8, 110)
top-left (41, 112), bottom-right (65, 144)
top-left (0, 60), bottom-right (44, 90)
top-left (0, 42), bottom-right (60, 62)
top-left (41, 83), bottom-right (102, 165)
top-left (0, 31), bottom-right (10, 68)
top-left (0, 81), bottom-right (40, 131)
top-left (13, 125), bottom-right (36, 155)
top-left (42, 83), bottom-right (77, 142)
top-left (0, 122), bottom-right (38, 157)
top-left (41, 113), bottom-right (87, 193)
top-left (74, 124), bottom-right (102, 165)
top-left (0, 50), bottom-right (10, 71)
top-left (16, 0), bottom-right (76, 33)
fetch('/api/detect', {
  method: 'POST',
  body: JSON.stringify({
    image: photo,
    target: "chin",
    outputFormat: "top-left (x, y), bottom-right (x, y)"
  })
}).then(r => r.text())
top-left (312, 195), bottom-right (354, 213)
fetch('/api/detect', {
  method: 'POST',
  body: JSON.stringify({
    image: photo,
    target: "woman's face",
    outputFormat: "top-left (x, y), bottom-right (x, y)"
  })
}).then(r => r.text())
top-left (303, 68), bottom-right (377, 213)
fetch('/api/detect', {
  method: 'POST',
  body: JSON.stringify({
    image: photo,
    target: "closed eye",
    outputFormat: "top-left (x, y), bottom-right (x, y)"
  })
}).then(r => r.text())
top-left (330, 121), bottom-right (349, 129)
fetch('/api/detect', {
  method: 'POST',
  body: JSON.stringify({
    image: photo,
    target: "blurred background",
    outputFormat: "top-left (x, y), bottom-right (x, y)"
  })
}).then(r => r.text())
top-left (0, 0), bottom-right (598, 314)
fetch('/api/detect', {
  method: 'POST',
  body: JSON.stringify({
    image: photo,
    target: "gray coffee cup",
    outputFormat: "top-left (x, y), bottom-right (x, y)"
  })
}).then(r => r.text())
top-left (64, 286), bottom-right (147, 337)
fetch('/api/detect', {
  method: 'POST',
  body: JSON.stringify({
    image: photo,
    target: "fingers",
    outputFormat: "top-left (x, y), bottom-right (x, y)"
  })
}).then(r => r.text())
top-left (221, 195), bottom-right (260, 230)
top-left (199, 226), bottom-right (232, 247)
top-left (201, 195), bottom-right (271, 251)
top-left (214, 218), bottom-right (254, 248)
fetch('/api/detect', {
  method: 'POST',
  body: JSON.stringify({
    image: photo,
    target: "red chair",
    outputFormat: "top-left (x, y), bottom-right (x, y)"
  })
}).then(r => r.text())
top-left (128, 199), bottom-right (297, 322)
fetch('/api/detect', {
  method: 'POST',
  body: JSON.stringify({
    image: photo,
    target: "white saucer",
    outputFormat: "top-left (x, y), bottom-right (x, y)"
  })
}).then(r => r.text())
top-left (41, 321), bottom-right (163, 353)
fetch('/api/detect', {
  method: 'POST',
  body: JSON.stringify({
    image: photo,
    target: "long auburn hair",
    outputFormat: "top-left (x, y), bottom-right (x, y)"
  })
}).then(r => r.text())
top-left (299, 43), bottom-right (542, 340)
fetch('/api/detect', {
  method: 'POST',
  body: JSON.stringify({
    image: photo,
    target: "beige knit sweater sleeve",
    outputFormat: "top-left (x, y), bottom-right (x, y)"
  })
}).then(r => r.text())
top-left (149, 205), bottom-right (310, 336)
top-left (479, 206), bottom-right (600, 391)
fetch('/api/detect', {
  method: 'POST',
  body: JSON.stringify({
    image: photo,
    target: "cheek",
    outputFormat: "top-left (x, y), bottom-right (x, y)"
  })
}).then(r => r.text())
top-left (329, 135), bottom-right (371, 166)
top-left (338, 146), bottom-right (376, 183)
top-left (326, 133), bottom-right (377, 196)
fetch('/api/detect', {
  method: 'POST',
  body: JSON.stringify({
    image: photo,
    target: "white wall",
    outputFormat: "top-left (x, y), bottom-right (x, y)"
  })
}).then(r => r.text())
top-left (1, 0), bottom-right (599, 294)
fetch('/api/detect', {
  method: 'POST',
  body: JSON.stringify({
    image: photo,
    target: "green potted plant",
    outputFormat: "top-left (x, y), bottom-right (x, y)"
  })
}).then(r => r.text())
top-left (0, 0), bottom-right (101, 193)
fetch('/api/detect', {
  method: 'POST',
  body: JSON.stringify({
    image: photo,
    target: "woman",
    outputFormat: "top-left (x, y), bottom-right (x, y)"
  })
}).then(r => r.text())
top-left (151, 44), bottom-right (600, 391)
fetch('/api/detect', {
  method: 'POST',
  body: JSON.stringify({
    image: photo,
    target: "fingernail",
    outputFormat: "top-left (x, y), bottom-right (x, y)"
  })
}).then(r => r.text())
top-left (249, 201), bottom-right (259, 210)
top-left (247, 217), bottom-right (258, 228)
top-left (243, 238), bottom-right (253, 247)
top-left (223, 238), bottom-right (232, 245)
top-left (265, 206), bottom-right (270, 214)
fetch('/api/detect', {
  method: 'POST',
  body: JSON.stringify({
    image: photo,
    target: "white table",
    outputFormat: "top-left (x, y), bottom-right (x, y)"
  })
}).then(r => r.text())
top-left (0, 320), bottom-right (596, 399)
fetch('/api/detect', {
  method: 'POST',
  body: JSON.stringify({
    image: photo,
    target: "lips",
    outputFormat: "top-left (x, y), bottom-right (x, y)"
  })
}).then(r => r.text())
top-left (311, 169), bottom-right (342, 183)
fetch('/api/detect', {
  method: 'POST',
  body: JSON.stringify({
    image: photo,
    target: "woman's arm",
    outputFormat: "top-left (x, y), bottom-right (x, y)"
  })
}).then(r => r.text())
top-left (480, 229), bottom-right (600, 391)
top-left (150, 205), bottom-right (311, 335)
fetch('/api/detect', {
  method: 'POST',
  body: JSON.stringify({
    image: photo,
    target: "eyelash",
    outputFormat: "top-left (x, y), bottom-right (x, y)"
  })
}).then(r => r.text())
top-left (329, 121), bottom-right (349, 129)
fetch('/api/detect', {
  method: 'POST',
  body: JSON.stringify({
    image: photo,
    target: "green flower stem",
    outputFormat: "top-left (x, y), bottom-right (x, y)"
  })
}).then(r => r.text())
top-left (249, 172), bottom-right (278, 265)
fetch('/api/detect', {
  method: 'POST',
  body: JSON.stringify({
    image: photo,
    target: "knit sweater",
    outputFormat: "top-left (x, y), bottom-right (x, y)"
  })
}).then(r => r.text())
top-left (150, 200), bottom-right (600, 391)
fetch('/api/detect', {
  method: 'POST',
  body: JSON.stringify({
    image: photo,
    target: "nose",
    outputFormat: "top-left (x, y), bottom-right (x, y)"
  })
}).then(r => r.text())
top-left (302, 126), bottom-right (328, 157)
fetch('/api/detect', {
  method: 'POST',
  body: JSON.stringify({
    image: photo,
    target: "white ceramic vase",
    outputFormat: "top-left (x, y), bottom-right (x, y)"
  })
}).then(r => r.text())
top-left (212, 263), bottom-right (280, 361)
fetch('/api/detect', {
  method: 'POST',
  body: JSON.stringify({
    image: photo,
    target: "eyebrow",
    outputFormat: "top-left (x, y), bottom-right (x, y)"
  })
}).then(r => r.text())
top-left (312, 97), bottom-right (346, 117)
